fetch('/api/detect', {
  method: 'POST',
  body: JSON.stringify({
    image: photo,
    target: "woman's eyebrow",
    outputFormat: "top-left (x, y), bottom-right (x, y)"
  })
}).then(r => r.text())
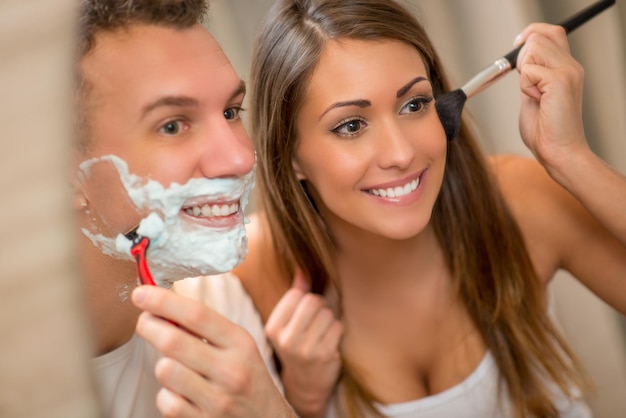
top-left (396, 76), bottom-right (429, 98)
top-left (319, 99), bottom-right (371, 121)
top-left (317, 77), bottom-right (429, 120)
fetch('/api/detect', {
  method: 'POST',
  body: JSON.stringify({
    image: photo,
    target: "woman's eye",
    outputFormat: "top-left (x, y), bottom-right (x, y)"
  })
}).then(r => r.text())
top-left (159, 120), bottom-right (186, 135)
top-left (331, 118), bottom-right (367, 137)
top-left (400, 96), bottom-right (433, 115)
top-left (224, 106), bottom-right (244, 120)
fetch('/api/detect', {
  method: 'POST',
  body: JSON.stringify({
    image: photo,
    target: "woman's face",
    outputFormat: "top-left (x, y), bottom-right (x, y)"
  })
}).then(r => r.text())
top-left (293, 38), bottom-right (447, 241)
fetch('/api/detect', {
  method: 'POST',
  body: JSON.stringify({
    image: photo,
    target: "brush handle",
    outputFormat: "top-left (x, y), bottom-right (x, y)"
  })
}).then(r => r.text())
top-left (505, 0), bottom-right (615, 68)
top-left (462, 0), bottom-right (615, 98)
top-left (561, 0), bottom-right (615, 33)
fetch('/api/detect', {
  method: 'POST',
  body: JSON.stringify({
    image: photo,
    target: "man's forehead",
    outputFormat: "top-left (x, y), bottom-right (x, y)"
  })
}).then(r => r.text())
top-left (80, 23), bottom-right (236, 103)
top-left (87, 23), bottom-right (224, 64)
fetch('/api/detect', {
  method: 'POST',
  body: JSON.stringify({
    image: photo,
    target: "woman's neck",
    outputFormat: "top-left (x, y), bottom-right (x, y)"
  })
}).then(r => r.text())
top-left (333, 222), bottom-right (445, 290)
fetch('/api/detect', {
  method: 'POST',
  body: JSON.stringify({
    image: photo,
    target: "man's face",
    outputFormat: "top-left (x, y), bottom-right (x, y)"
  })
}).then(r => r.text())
top-left (75, 24), bottom-right (255, 285)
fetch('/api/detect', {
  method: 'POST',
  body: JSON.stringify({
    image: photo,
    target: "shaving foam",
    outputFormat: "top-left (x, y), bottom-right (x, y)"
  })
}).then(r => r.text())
top-left (79, 155), bottom-right (255, 288)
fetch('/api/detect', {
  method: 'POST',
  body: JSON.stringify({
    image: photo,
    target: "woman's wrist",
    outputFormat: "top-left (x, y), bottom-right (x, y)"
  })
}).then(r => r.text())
top-left (282, 369), bottom-right (331, 418)
top-left (537, 140), bottom-right (595, 193)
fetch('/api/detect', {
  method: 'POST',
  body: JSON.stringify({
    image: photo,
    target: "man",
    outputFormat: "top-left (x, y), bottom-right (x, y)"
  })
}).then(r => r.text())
top-left (73, 1), bottom-right (296, 416)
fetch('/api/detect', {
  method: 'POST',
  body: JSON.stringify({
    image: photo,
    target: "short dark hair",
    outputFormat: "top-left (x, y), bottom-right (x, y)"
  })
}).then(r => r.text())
top-left (75, 0), bottom-right (209, 151)
top-left (78, 0), bottom-right (209, 58)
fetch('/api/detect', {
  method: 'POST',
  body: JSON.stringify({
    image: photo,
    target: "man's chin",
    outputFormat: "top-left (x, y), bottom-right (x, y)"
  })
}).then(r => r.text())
top-left (148, 253), bottom-right (246, 289)
top-left (140, 218), bottom-right (249, 288)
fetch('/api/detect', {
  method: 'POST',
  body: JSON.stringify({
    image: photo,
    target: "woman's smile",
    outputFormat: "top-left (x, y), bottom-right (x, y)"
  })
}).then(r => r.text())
top-left (364, 169), bottom-right (424, 201)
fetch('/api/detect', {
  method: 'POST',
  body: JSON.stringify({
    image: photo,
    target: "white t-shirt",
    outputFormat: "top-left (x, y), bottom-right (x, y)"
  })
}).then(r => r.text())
top-left (91, 273), bottom-right (279, 418)
top-left (327, 351), bottom-right (592, 418)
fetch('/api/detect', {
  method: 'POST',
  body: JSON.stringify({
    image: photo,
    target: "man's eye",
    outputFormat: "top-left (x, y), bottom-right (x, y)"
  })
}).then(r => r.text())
top-left (159, 120), bottom-right (184, 135)
top-left (224, 106), bottom-right (244, 120)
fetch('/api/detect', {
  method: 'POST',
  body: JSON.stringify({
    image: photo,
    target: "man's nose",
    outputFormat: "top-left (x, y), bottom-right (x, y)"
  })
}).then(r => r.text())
top-left (196, 120), bottom-right (255, 179)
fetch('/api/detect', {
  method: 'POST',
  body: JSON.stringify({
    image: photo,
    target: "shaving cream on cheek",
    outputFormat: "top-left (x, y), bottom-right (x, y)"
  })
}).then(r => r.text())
top-left (79, 155), bottom-right (255, 288)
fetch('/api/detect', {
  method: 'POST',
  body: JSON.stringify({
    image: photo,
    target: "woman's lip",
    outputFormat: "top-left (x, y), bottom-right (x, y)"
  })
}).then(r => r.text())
top-left (363, 170), bottom-right (424, 191)
top-left (363, 169), bottom-right (427, 204)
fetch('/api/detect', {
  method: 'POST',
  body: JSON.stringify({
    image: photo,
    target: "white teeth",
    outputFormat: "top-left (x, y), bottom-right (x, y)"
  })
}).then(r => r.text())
top-left (185, 202), bottom-right (239, 218)
top-left (369, 177), bottom-right (419, 198)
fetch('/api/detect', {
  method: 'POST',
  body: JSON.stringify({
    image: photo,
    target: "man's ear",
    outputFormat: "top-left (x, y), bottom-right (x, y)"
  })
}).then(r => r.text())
top-left (71, 178), bottom-right (88, 211)
top-left (71, 148), bottom-right (91, 211)
top-left (292, 157), bottom-right (307, 181)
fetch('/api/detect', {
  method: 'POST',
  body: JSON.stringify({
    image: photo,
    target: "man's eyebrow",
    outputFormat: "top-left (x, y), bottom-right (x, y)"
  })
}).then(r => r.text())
top-left (140, 80), bottom-right (246, 119)
top-left (319, 99), bottom-right (371, 120)
top-left (396, 76), bottom-right (429, 98)
top-left (141, 96), bottom-right (199, 119)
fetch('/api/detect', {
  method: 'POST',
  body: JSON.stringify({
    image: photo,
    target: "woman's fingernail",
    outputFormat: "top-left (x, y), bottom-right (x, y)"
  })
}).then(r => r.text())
top-left (514, 33), bottom-right (524, 47)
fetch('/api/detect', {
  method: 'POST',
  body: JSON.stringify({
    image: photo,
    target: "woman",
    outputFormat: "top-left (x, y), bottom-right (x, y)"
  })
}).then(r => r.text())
top-left (234, 0), bottom-right (626, 417)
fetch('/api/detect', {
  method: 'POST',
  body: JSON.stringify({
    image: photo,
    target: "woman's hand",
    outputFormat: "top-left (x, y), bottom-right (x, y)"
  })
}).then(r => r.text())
top-left (513, 23), bottom-right (626, 311)
top-left (265, 271), bottom-right (343, 418)
top-left (515, 23), bottom-right (589, 174)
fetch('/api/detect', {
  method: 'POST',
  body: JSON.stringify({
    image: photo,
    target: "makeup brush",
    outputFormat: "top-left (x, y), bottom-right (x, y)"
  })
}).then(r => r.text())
top-left (436, 0), bottom-right (616, 141)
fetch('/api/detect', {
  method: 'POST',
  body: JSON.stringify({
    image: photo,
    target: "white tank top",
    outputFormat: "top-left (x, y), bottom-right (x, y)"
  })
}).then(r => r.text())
top-left (326, 351), bottom-right (592, 418)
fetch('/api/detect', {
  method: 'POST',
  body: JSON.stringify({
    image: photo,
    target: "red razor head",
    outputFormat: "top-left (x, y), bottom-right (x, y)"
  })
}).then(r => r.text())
top-left (125, 228), bottom-right (156, 286)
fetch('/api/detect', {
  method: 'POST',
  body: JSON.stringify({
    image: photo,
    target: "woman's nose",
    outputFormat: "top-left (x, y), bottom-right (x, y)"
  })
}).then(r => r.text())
top-left (376, 120), bottom-right (415, 170)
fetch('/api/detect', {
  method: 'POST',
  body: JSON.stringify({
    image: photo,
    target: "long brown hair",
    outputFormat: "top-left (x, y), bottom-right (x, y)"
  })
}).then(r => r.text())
top-left (250, 0), bottom-right (588, 417)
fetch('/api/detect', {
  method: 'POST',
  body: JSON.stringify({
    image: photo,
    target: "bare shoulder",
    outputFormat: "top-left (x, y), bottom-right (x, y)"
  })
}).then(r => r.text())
top-left (488, 155), bottom-right (626, 309)
top-left (232, 211), bottom-right (290, 322)
top-left (488, 154), bottom-right (548, 190)
top-left (487, 154), bottom-right (573, 280)
top-left (488, 154), bottom-right (569, 212)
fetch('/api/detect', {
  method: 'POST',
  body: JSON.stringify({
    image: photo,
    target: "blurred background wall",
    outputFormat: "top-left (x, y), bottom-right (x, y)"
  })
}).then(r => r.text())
top-left (208, 1), bottom-right (626, 417)
top-left (0, 0), bottom-right (101, 417)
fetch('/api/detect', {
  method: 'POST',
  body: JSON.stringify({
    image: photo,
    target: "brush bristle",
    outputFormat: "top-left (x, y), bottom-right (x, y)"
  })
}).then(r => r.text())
top-left (435, 89), bottom-right (467, 141)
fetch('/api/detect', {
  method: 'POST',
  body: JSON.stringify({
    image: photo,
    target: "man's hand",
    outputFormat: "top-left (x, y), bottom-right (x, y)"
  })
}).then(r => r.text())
top-left (132, 285), bottom-right (297, 418)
